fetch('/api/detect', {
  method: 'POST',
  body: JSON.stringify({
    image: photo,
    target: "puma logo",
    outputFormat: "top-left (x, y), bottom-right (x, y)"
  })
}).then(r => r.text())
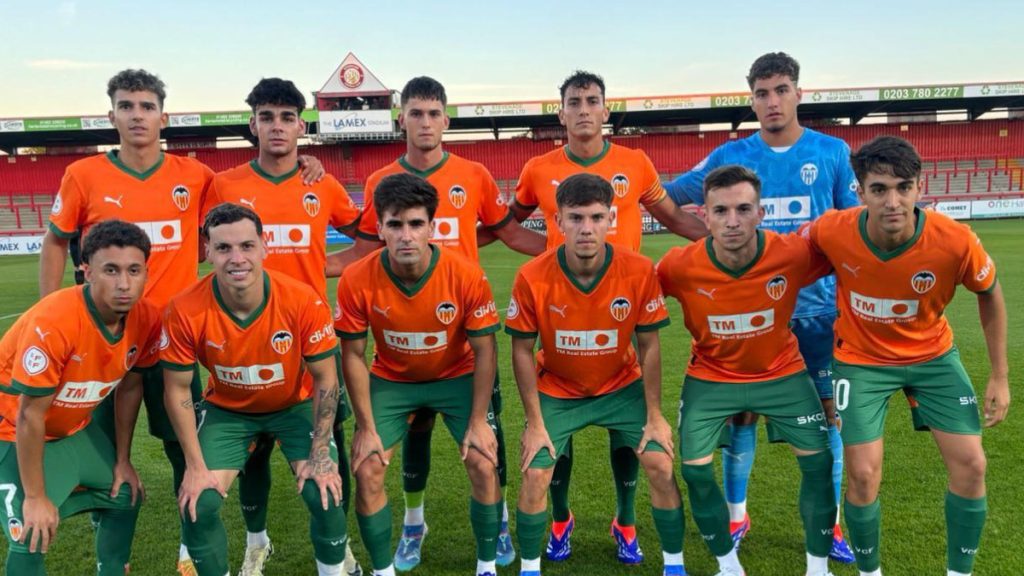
top-left (34, 327), bottom-right (51, 341)
top-left (239, 198), bottom-right (256, 209)
top-left (549, 304), bottom-right (567, 318)
top-left (205, 339), bottom-right (225, 350)
top-left (372, 305), bottom-right (391, 319)
top-left (550, 179), bottom-right (561, 187)
top-left (103, 195), bottom-right (124, 208)
top-left (842, 263), bottom-right (861, 277)
top-left (696, 288), bottom-right (716, 300)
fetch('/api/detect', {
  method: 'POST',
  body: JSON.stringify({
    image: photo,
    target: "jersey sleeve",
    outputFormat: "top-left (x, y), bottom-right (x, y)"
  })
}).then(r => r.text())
top-left (635, 262), bottom-right (670, 332)
top-left (663, 147), bottom-right (724, 207)
top-left (9, 318), bottom-right (71, 397)
top-left (199, 172), bottom-right (225, 225)
top-left (326, 177), bottom-right (362, 230)
top-left (958, 229), bottom-right (997, 293)
top-left (463, 267), bottom-right (501, 337)
top-left (334, 273), bottom-right (369, 339)
top-left (356, 174), bottom-right (381, 241)
top-left (299, 292), bottom-right (339, 362)
top-left (514, 160), bottom-right (539, 209)
top-left (48, 169), bottom-right (85, 238)
top-left (160, 302), bottom-right (198, 371)
top-left (504, 272), bottom-right (538, 338)
top-left (476, 168), bottom-right (514, 231)
top-left (793, 231), bottom-right (833, 287)
top-left (833, 142), bottom-right (861, 209)
top-left (638, 152), bottom-right (669, 207)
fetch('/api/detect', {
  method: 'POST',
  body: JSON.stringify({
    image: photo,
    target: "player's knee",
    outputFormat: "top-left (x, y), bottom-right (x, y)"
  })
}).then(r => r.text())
top-left (194, 488), bottom-right (225, 522)
top-left (463, 450), bottom-right (497, 482)
top-left (354, 459), bottom-right (387, 497)
top-left (301, 480), bottom-right (345, 520)
top-left (520, 467), bottom-right (553, 502)
top-left (640, 452), bottom-right (675, 487)
top-left (951, 450), bottom-right (987, 485)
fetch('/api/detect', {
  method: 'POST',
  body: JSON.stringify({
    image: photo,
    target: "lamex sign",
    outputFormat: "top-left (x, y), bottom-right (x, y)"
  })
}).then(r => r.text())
top-left (319, 110), bottom-right (393, 134)
top-left (0, 235), bottom-right (45, 255)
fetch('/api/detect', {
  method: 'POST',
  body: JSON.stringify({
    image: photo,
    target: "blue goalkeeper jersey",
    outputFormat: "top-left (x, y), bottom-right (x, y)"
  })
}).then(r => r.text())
top-left (664, 128), bottom-right (860, 319)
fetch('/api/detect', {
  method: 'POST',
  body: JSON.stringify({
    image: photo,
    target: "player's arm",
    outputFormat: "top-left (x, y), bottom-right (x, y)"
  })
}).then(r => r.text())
top-left (38, 229), bottom-right (71, 297)
top-left (297, 154), bottom-right (325, 184)
top-left (481, 200), bottom-right (538, 247)
top-left (635, 328), bottom-right (674, 455)
top-left (463, 333), bottom-right (499, 465)
top-left (977, 281), bottom-right (1009, 427)
top-left (489, 219), bottom-right (546, 256)
top-left (111, 371), bottom-right (145, 505)
top-left (510, 335), bottom-right (554, 471)
top-left (163, 367), bottom-right (225, 520)
top-left (325, 237), bottom-right (383, 278)
top-left (297, 354), bottom-right (343, 509)
top-left (339, 337), bottom-right (387, 471)
top-left (15, 392), bottom-right (59, 553)
top-left (646, 196), bottom-right (708, 241)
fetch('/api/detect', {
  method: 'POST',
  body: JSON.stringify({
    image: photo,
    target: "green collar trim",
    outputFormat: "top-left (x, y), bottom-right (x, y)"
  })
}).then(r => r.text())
top-left (83, 285), bottom-right (123, 345)
top-left (706, 230), bottom-right (765, 279)
top-left (106, 150), bottom-right (164, 181)
top-left (859, 208), bottom-right (926, 261)
top-left (564, 140), bottom-right (610, 167)
top-left (249, 159), bottom-right (300, 185)
top-left (399, 152), bottom-right (449, 178)
top-left (213, 272), bottom-right (271, 329)
top-left (557, 243), bottom-right (614, 294)
top-left (381, 244), bottom-right (440, 297)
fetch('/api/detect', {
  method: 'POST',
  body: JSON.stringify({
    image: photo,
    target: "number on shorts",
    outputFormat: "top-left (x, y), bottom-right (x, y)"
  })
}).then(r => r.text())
top-left (834, 378), bottom-right (851, 411)
top-left (0, 483), bottom-right (17, 517)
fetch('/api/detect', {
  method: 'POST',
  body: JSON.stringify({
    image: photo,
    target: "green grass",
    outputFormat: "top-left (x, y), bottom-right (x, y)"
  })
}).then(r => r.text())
top-left (1, 219), bottom-right (1021, 575)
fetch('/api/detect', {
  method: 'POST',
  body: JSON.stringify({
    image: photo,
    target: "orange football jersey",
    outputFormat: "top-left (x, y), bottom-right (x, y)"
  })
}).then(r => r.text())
top-left (0, 286), bottom-right (161, 441)
top-left (515, 142), bottom-right (667, 251)
top-left (505, 245), bottom-right (670, 398)
top-left (808, 207), bottom-right (997, 365)
top-left (161, 270), bottom-right (338, 413)
top-left (203, 161), bottom-right (361, 300)
top-left (356, 153), bottom-right (512, 261)
top-left (658, 231), bottom-right (831, 382)
top-left (49, 151), bottom-right (214, 308)
top-left (335, 246), bottom-right (500, 382)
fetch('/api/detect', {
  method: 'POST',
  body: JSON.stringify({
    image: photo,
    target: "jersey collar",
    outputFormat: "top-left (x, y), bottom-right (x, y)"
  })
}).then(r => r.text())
top-left (858, 207), bottom-right (926, 262)
top-left (564, 140), bottom-right (610, 168)
top-left (249, 159), bottom-right (300, 185)
top-left (212, 271), bottom-right (271, 329)
top-left (557, 243), bottom-right (614, 294)
top-left (381, 244), bottom-right (440, 297)
top-left (705, 230), bottom-right (765, 279)
top-left (83, 284), bottom-right (125, 345)
top-left (399, 152), bottom-right (449, 178)
top-left (106, 150), bottom-right (164, 181)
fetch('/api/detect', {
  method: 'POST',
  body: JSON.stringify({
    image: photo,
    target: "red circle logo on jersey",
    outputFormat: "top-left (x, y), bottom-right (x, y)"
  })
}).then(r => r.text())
top-left (172, 185), bottom-right (190, 212)
top-left (436, 302), bottom-right (458, 325)
top-left (340, 64), bottom-right (364, 89)
top-left (303, 192), bottom-right (321, 218)
top-left (271, 330), bottom-right (293, 354)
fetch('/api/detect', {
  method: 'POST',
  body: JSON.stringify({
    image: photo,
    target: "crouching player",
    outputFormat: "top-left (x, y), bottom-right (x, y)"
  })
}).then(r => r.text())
top-left (162, 203), bottom-right (349, 576)
top-left (657, 166), bottom-right (838, 576)
top-left (335, 173), bottom-right (503, 576)
top-left (507, 173), bottom-right (685, 576)
top-left (807, 136), bottom-right (1009, 576)
top-left (0, 220), bottom-right (160, 575)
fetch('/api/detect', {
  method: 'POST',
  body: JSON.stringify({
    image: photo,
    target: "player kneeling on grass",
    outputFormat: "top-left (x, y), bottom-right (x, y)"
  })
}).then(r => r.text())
top-left (507, 173), bottom-right (686, 576)
top-left (0, 220), bottom-right (160, 575)
top-left (162, 203), bottom-right (349, 576)
top-left (805, 136), bottom-right (1009, 576)
top-left (335, 173), bottom-right (504, 576)
top-left (658, 165), bottom-right (839, 576)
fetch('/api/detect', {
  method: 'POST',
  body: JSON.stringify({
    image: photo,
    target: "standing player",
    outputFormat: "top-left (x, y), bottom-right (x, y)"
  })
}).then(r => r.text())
top-left (162, 204), bottom-right (349, 576)
top-left (335, 174), bottom-right (504, 576)
top-left (663, 52), bottom-right (859, 561)
top-left (336, 76), bottom-right (545, 570)
top-left (202, 77), bottom-right (363, 576)
top-left (658, 166), bottom-right (838, 576)
top-left (507, 173), bottom-right (685, 576)
top-left (806, 136), bottom-right (1009, 576)
top-left (0, 220), bottom-right (159, 575)
top-left (502, 70), bottom-right (707, 564)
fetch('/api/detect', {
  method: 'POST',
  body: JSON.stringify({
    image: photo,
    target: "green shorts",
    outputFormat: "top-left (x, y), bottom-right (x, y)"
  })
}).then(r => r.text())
top-left (530, 379), bottom-right (663, 469)
top-left (144, 366), bottom-right (204, 441)
top-left (678, 372), bottom-right (829, 461)
top-left (0, 422), bottom-right (137, 552)
top-left (369, 373), bottom-right (495, 451)
top-left (833, 348), bottom-right (981, 446)
top-left (198, 400), bottom-right (338, 470)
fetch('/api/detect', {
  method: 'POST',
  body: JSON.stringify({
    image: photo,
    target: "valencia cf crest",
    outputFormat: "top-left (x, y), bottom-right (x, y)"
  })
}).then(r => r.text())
top-left (766, 275), bottom-right (788, 301)
top-left (449, 185), bottom-right (467, 209)
top-left (911, 271), bottom-right (936, 294)
top-left (609, 297), bottom-right (632, 322)
top-left (271, 330), bottom-right (293, 354)
top-left (125, 345), bottom-right (138, 370)
top-left (7, 518), bottom-right (23, 541)
top-left (436, 302), bottom-right (458, 325)
top-left (610, 174), bottom-right (630, 198)
top-left (171, 185), bottom-right (191, 211)
top-left (302, 192), bottom-right (321, 218)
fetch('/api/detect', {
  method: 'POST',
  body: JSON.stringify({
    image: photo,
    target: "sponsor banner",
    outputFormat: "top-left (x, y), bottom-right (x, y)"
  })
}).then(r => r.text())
top-left (326, 228), bottom-right (354, 245)
top-left (880, 85), bottom-right (964, 101)
top-left (0, 119), bottom-right (26, 132)
top-left (0, 235), bottom-right (45, 255)
top-left (627, 96), bottom-right (712, 112)
top-left (970, 198), bottom-right (1024, 218)
top-left (457, 102), bottom-right (543, 118)
top-left (807, 89), bottom-right (879, 103)
top-left (932, 201), bottom-right (972, 220)
top-left (169, 114), bottom-right (202, 128)
top-left (24, 117), bottom-right (82, 131)
top-left (964, 83), bottom-right (1024, 98)
top-left (200, 112), bottom-right (251, 126)
top-left (319, 110), bottom-right (394, 134)
top-left (710, 93), bottom-right (752, 108)
top-left (80, 116), bottom-right (112, 130)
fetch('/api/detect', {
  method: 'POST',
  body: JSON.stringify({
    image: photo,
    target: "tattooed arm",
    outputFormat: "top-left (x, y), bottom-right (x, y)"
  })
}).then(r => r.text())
top-left (296, 353), bottom-right (342, 509)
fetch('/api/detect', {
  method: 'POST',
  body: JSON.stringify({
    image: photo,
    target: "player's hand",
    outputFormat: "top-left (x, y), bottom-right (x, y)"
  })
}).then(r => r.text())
top-left (178, 466), bottom-right (225, 523)
top-left (519, 422), bottom-right (555, 472)
top-left (298, 154), bottom-right (325, 184)
top-left (639, 413), bottom-right (675, 457)
top-left (820, 398), bottom-right (838, 426)
top-left (461, 417), bottom-right (498, 467)
top-left (350, 428), bottom-right (388, 473)
top-left (983, 374), bottom-right (1010, 428)
top-left (111, 459), bottom-right (146, 506)
top-left (296, 456), bottom-right (343, 510)
top-left (21, 495), bottom-right (59, 553)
